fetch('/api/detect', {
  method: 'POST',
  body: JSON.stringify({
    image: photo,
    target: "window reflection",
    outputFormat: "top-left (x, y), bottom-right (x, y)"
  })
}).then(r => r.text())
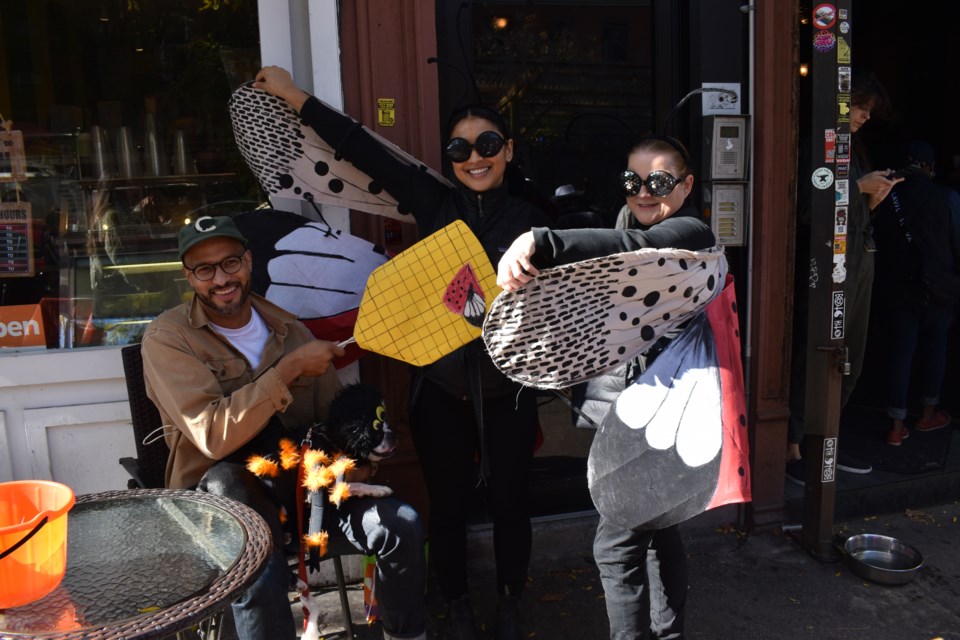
top-left (0, 0), bottom-right (262, 349)
top-left (470, 3), bottom-right (654, 224)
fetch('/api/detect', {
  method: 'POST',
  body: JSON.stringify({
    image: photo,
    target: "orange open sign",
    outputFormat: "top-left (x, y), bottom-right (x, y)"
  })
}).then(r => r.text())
top-left (0, 304), bottom-right (45, 348)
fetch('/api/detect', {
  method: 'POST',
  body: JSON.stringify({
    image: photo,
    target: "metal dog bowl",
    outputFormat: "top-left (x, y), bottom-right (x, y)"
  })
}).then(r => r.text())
top-left (843, 534), bottom-right (923, 585)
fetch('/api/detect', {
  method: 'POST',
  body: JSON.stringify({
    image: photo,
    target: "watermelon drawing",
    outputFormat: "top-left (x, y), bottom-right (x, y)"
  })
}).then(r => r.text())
top-left (443, 263), bottom-right (486, 328)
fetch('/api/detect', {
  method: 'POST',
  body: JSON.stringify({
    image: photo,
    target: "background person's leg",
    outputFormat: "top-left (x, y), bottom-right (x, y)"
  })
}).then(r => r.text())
top-left (915, 302), bottom-right (956, 423)
top-left (883, 303), bottom-right (921, 441)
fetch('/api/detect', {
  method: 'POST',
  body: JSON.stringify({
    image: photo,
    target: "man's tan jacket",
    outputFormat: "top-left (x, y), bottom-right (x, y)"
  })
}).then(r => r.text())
top-left (141, 293), bottom-right (340, 489)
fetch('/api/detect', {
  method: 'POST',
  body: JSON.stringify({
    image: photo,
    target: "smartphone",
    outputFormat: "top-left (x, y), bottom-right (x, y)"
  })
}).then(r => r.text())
top-left (889, 170), bottom-right (908, 180)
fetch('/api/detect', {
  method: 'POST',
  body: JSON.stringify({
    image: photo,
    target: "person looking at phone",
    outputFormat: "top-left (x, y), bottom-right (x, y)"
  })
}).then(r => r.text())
top-left (786, 70), bottom-right (904, 484)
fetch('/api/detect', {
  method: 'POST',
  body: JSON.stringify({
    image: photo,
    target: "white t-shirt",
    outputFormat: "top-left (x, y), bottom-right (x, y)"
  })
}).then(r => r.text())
top-left (211, 308), bottom-right (270, 369)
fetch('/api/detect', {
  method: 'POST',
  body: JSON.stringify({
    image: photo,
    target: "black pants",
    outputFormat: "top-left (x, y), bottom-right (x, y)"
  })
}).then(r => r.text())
top-left (594, 520), bottom-right (687, 640)
top-left (410, 378), bottom-right (538, 600)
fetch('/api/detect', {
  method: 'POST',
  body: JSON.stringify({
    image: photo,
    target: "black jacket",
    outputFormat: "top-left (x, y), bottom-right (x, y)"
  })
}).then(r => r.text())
top-left (873, 166), bottom-right (960, 305)
top-left (530, 207), bottom-right (714, 269)
top-left (298, 97), bottom-right (551, 397)
top-left (299, 97), bottom-right (550, 268)
top-left (527, 206), bottom-right (717, 428)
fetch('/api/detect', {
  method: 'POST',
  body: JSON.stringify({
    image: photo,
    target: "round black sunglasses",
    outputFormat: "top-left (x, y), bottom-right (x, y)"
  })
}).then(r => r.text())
top-left (445, 131), bottom-right (506, 163)
top-left (619, 170), bottom-right (686, 198)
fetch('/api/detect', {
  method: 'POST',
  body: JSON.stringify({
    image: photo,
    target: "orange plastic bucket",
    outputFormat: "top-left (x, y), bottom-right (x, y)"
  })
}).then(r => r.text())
top-left (0, 480), bottom-right (75, 608)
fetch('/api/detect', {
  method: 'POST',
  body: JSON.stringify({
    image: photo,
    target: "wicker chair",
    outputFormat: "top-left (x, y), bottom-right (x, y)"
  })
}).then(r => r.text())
top-left (119, 343), bottom-right (170, 490)
top-left (118, 342), bottom-right (357, 638)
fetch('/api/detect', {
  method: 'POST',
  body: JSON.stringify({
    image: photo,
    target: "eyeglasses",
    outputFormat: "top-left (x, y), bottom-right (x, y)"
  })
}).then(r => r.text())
top-left (619, 170), bottom-right (685, 198)
top-left (185, 252), bottom-right (246, 281)
top-left (445, 131), bottom-right (506, 163)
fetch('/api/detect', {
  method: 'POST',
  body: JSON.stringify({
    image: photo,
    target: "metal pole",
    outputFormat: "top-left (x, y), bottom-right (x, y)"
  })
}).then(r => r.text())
top-left (802, 0), bottom-right (852, 556)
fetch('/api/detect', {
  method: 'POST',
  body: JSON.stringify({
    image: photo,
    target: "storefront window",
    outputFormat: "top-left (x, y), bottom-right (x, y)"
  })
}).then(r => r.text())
top-left (470, 3), bottom-right (654, 225)
top-left (0, 0), bottom-right (262, 350)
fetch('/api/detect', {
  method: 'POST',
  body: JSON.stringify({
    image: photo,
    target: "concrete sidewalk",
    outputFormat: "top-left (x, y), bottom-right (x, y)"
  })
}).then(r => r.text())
top-left (297, 500), bottom-right (960, 639)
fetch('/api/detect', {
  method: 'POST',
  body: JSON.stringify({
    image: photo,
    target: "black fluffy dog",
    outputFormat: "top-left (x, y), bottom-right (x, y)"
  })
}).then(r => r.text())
top-left (323, 383), bottom-right (397, 461)
top-left (313, 382), bottom-right (397, 498)
top-left (197, 383), bottom-right (396, 535)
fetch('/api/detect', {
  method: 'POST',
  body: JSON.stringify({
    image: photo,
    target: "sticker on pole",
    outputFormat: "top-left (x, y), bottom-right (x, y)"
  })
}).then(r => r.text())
top-left (831, 291), bottom-right (845, 338)
top-left (812, 167), bottom-right (834, 190)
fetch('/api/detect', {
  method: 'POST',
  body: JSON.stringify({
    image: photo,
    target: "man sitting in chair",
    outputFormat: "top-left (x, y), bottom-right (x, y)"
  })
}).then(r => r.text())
top-left (141, 215), bottom-right (426, 640)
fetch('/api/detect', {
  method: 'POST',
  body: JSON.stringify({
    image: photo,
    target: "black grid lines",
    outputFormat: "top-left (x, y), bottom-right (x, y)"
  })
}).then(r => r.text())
top-left (354, 221), bottom-right (496, 365)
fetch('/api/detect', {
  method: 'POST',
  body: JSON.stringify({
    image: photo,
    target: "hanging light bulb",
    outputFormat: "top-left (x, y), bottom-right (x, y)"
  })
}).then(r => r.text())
top-left (799, 63), bottom-right (809, 77)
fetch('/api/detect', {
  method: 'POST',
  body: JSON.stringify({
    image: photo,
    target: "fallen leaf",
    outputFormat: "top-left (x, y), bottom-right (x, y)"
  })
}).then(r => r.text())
top-left (905, 509), bottom-right (936, 525)
top-left (540, 593), bottom-right (567, 602)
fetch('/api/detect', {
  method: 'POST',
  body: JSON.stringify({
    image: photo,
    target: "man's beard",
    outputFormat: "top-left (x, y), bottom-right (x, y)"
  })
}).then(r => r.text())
top-left (196, 278), bottom-right (252, 320)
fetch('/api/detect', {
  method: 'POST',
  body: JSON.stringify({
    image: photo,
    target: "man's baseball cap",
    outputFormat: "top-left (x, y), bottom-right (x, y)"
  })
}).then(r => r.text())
top-left (178, 215), bottom-right (248, 260)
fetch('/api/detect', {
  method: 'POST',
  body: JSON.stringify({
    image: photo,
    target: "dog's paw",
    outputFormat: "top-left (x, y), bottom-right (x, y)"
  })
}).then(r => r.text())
top-left (349, 482), bottom-right (394, 498)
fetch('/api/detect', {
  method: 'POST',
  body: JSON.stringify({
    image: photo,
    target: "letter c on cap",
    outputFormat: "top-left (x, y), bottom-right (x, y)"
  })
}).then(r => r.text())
top-left (195, 216), bottom-right (217, 233)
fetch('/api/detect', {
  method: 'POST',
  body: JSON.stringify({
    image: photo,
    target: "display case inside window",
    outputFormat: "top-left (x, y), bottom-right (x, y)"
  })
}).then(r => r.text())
top-left (55, 175), bottom-right (257, 349)
top-left (62, 246), bottom-right (182, 348)
top-left (0, 0), bottom-right (263, 351)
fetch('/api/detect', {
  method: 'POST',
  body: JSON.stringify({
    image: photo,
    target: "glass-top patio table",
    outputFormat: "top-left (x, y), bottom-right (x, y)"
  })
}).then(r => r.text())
top-left (0, 489), bottom-right (271, 639)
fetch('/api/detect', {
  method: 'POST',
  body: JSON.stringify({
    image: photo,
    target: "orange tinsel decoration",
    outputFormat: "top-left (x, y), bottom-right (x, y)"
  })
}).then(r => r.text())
top-left (328, 456), bottom-right (356, 477)
top-left (303, 448), bottom-right (331, 469)
top-left (278, 438), bottom-right (301, 470)
top-left (303, 464), bottom-right (337, 493)
top-left (329, 481), bottom-right (351, 507)
top-left (303, 531), bottom-right (329, 557)
top-left (246, 455), bottom-right (279, 478)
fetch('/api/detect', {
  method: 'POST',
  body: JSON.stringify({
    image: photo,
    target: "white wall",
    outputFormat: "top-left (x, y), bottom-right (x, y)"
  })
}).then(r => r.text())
top-left (0, 348), bottom-right (135, 494)
top-left (259, 0), bottom-right (350, 229)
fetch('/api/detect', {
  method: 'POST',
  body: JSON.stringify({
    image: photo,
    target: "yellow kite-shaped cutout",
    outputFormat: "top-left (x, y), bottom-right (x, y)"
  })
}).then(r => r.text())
top-left (354, 220), bottom-right (496, 366)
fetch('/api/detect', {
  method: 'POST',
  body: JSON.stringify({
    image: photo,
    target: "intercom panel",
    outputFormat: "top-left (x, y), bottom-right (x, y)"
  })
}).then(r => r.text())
top-left (709, 116), bottom-right (748, 180)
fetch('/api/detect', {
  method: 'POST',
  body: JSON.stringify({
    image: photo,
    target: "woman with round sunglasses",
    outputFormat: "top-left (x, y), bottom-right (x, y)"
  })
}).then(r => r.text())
top-left (498, 137), bottom-right (716, 640)
top-left (499, 136), bottom-right (713, 287)
top-left (254, 66), bottom-right (551, 640)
